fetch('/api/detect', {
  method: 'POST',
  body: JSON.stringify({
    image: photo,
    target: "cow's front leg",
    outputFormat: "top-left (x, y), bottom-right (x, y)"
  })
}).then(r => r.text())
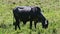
top-left (30, 20), bottom-right (32, 29)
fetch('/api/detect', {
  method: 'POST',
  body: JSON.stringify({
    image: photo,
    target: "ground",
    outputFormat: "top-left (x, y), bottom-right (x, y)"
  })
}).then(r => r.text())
top-left (0, 0), bottom-right (60, 34)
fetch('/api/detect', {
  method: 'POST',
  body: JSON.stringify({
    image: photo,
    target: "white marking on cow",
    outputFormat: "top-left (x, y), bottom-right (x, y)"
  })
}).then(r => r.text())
top-left (18, 7), bottom-right (31, 12)
top-left (45, 20), bottom-right (47, 25)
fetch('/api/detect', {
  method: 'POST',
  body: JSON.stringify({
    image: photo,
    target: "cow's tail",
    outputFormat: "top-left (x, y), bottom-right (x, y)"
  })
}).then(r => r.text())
top-left (13, 9), bottom-right (15, 25)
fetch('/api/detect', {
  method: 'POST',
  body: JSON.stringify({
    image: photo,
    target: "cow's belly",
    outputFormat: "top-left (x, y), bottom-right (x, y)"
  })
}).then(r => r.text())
top-left (20, 17), bottom-right (38, 21)
top-left (20, 17), bottom-right (30, 21)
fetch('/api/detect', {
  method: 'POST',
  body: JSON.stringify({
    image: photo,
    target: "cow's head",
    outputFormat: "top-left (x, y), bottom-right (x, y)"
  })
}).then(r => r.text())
top-left (42, 19), bottom-right (48, 29)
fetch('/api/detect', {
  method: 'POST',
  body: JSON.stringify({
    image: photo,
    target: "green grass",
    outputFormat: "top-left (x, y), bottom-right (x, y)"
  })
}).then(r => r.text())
top-left (0, 0), bottom-right (60, 34)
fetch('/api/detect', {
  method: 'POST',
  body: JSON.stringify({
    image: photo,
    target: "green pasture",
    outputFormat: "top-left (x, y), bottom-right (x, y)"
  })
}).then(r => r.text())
top-left (0, 0), bottom-right (60, 34)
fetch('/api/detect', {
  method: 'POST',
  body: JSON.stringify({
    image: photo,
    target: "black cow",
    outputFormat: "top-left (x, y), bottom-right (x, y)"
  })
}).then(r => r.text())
top-left (13, 6), bottom-right (48, 30)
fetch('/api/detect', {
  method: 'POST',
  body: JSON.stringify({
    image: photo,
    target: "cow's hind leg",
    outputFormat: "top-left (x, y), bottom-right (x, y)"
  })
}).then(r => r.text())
top-left (16, 18), bottom-right (20, 30)
top-left (23, 21), bottom-right (26, 25)
top-left (17, 21), bottom-right (20, 30)
top-left (30, 20), bottom-right (32, 29)
top-left (14, 19), bottom-right (20, 30)
top-left (15, 23), bottom-right (17, 30)
top-left (14, 15), bottom-right (20, 30)
top-left (34, 21), bottom-right (37, 28)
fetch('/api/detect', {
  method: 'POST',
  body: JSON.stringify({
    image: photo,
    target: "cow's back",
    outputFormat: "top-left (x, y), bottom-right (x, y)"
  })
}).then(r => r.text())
top-left (13, 6), bottom-right (41, 21)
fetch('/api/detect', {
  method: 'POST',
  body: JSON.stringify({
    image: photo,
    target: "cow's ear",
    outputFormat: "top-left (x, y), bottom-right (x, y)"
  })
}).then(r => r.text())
top-left (45, 20), bottom-right (48, 25)
top-left (47, 20), bottom-right (48, 23)
top-left (45, 20), bottom-right (47, 24)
